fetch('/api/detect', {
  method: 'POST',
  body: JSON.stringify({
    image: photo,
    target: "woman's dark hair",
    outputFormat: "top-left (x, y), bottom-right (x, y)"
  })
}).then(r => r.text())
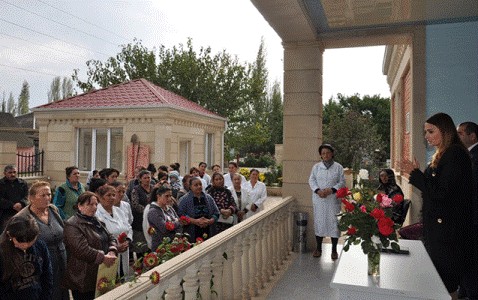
top-left (65, 166), bottom-right (79, 178)
top-left (228, 161), bottom-right (238, 168)
top-left (211, 164), bottom-right (221, 171)
top-left (250, 168), bottom-right (260, 175)
top-left (157, 171), bottom-right (168, 182)
top-left (319, 144), bottom-right (335, 155)
top-left (182, 174), bottom-right (192, 185)
top-left (138, 170), bottom-right (151, 179)
top-left (147, 163), bottom-right (157, 174)
top-left (109, 181), bottom-right (124, 188)
top-left (159, 165), bottom-right (169, 172)
top-left (211, 172), bottom-right (224, 186)
top-left (92, 170), bottom-right (99, 177)
top-left (426, 112), bottom-right (465, 167)
top-left (153, 185), bottom-right (171, 198)
top-left (76, 191), bottom-right (97, 207)
top-left (189, 176), bottom-right (202, 187)
top-left (5, 215), bottom-right (39, 243)
top-left (96, 185), bottom-right (115, 198)
top-left (89, 178), bottom-right (107, 193)
top-left (378, 169), bottom-right (396, 185)
top-left (99, 168), bottom-right (119, 179)
top-left (189, 167), bottom-right (199, 174)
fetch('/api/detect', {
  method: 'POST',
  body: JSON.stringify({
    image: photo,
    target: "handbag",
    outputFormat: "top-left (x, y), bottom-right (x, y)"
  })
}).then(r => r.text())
top-left (217, 215), bottom-right (234, 224)
top-left (398, 221), bottom-right (423, 240)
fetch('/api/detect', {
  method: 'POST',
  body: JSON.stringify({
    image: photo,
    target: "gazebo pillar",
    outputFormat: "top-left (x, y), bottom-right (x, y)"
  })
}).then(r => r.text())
top-left (282, 42), bottom-right (324, 251)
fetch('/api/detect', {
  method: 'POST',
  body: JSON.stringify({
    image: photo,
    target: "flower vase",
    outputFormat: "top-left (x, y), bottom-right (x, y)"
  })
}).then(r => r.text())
top-left (367, 247), bottom-right (381, 276)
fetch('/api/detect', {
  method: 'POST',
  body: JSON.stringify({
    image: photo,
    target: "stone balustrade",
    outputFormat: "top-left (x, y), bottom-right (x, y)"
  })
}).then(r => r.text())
top-left (97, 196), bottom-right (296, 300)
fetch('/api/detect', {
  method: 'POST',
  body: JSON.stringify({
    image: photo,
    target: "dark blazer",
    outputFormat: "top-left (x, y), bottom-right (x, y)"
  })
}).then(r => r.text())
top-left (409, 144), bottom-right (474, 291)
top-left (470, 144), bottom-right (478, 225)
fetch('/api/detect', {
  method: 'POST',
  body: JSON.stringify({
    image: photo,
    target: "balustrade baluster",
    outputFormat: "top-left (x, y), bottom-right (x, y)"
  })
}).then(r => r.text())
top-left (248, 229), bottom-right (258, 297)
top-left (164, 276), bottom-right (183, 300)
top-left (241, 235), bottom-right (251, 299)
top-left (198, 260), bottom-right (212, 300)
top-left (211, 253), bottom-right (225, 299)
top-left (232, 239), bottom-right (243, 299)
top-left (183, 268), bottom-right (199, 300)
top-left (222, 242), bottom-right (235, 299)
top-left (254, 223), bottom-right (264, 290)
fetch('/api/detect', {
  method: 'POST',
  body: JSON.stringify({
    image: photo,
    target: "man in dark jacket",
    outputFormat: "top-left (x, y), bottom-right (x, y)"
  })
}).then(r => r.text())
top-left (0, 165), bottom-right (28, 231)
top-left (457, 121), bottom-right (478, 300)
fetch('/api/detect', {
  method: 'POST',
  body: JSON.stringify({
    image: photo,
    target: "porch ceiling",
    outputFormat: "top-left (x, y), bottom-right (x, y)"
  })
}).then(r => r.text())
top-left (251, 0), bottom-right (478, 47)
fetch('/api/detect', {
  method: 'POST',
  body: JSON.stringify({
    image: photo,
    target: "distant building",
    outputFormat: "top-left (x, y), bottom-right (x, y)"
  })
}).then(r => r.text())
top-left (33, 78), bottom-right (226, 186)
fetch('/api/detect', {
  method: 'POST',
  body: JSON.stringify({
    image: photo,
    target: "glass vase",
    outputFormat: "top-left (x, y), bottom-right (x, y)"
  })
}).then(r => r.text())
top-left (367, 247), bottom-right (381, 276)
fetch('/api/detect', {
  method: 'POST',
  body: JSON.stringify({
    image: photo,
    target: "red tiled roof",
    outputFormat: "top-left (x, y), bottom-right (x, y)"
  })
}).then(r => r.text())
top-left (34, 79), bottom-right (223, 119)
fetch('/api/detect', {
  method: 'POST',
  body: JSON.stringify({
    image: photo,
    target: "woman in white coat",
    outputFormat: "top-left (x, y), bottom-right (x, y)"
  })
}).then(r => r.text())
top-left (228, 173), bottom-right (250, 223)
top-left (95, 185), bottom-right (133, 280)
top-left (308, 144), bottom-right (345, 260)
top-left (243, 169), bottom-right (267, 218)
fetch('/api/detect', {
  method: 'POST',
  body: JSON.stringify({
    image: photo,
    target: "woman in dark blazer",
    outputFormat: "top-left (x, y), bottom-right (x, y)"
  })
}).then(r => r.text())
top-left (402, 113), bottom-right (475, 298)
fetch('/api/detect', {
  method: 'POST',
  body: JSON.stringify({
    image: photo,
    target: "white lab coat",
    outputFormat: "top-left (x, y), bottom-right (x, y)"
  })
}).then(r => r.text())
top-left (96, 204), bottom-right (133, 278)
top-left (243, 180), bottom-right (267, 218)
top-left (308, 161), bottom-right (345, 238)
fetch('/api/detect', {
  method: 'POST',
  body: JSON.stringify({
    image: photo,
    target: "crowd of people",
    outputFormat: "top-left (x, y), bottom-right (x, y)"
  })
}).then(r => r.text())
top-left (0, 161), bottom-right (267, 299)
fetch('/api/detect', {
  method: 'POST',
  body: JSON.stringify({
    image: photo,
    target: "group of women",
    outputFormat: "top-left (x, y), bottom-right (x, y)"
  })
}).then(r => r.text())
top-left (309, 112), bottom-right (476, 299)
top-left (0, 164), bottom-right (267, 300)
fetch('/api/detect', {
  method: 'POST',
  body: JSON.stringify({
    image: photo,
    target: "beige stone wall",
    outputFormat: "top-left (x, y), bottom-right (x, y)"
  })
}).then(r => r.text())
top-left (34, 107), bottom-right (225, 186)
top-left (0, 141), bottom-right (17, 171)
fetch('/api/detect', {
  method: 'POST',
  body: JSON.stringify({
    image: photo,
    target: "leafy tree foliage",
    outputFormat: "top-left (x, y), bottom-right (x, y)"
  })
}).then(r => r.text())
top-left (1, 92), bottom-right (6, 112)
top-left (72, 38), bottom-right (284, 160)
top-left (48, 76), bottom-right (75, 102)
top-left (7, 92), bottom-right (16, 115)
top-left (17, 80), bottom-right (30, 115)
top-left (322, 94), bottom-right (390, 171)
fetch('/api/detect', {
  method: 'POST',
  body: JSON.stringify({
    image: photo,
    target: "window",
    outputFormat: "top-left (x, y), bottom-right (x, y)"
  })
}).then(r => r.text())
top-left (77, 128), bottom-right (123, 171)
top-left (204, 133), bottom-right (214, 166)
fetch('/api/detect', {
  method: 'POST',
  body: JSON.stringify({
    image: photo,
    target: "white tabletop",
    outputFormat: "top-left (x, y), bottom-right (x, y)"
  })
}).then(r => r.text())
top-left (330, 239), bottom-right (449, 300)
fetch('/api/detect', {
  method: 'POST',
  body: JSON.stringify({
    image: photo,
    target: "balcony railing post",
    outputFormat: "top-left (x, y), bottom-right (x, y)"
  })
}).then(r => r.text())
top-left (241, 235), bottom-right (251, 299)
top-left (198, 260), bottom-right (212, 300)
top-left (211, 253), bottom-right (224, 299)
top-left (248, 229), bottom-right (258, 297)
top-left (261, 221), bottom-right (271, 283)
top-left (164, 275), bottom-right (183, 300)
top-left (222, 241), bottom-right (234, 300)
top-left (232, 239), bottom-right (243, 300)
top-left (183, 267), bottom-right (199, 300)
top-left (254, 222), bottom-right (264, 290)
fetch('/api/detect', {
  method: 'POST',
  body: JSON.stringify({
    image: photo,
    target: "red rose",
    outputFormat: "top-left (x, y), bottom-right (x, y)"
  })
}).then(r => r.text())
top-left (392, 194), bottom-right (404, 204)
top-left (336, 187), bottom-right (350, 198)
top-left (347, 226), bottom-right (357, 235)
top-left (180, 216), bottom-right (191, 225)
top-left (150, 271), bottom-right (160, 284)
top-left (342, 199), bottom-right (355, 212)
top-left (165, 222), bottom-right (175, 231)
top-left (143, 253), bottom-right (159, 268)
top-left (376, 193), bottom-right (384, 203)
top-left (370, 208), bottom-right (385, 220)
top-left (117, 232), bottom-right (127, 244)
top-left (196, 237), bottom-right (204, 244)
top-left (378, 217), bottom-right (395, 236)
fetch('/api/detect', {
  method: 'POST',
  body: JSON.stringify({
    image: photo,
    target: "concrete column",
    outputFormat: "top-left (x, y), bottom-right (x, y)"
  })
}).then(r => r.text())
top-left (0, 141), bottom-right (17, 171)
top-left (282, 42), bottom-right (324, 251)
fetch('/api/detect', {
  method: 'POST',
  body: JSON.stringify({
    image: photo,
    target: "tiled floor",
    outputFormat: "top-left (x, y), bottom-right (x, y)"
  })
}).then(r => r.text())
top-left (267, 243), bottom-right (342, 300)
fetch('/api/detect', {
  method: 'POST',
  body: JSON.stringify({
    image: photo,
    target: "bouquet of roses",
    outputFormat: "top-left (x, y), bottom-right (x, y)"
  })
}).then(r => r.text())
top-left (337, 187), bottom-right (402, 254)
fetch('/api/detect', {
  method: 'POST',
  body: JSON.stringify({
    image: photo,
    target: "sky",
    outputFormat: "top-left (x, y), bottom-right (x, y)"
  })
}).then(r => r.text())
top-left (0, 0), bottom-right (390, 110)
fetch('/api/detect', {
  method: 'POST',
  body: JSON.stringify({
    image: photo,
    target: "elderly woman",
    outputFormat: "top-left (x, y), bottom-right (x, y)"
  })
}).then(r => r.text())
top-left (110, 181), bottom-right (133, 226)
top-left (96, 185), bottom-right (132, 280)
top-left (377, 169), bottom-right (406, 224)
top-left (131, 170), bottom-right (154, 254)
top-left (53, 166), bottom-right (85, 219)
top-left (207, 172), bottom-right (237, 232)
top-left (402, 113), bottom-right (475, 298)
top-left (16, 181), bottom-right (68, 300)
top-left (308, 144), bottom-right (345, 260)
top-left (63, 192), bottom-right (118, 300)
top-left (178, 177), bottom-right (220, 242)
top-left (0, 215), bottom-right (53, 299)
top-left (228, 173), bottom-right (250, 223)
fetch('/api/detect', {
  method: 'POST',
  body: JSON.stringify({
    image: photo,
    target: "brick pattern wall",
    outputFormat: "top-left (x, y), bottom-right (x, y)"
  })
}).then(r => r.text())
top-left (401, 68), bottom-right (412, 175)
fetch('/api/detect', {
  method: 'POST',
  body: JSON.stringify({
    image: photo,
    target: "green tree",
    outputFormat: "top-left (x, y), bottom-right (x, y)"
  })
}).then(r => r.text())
top-left (61, 77), bottom-right (74, 99)
top-left (73, 38), bottom-right (157, 92)
top-left (48, 77), bottom-right (61, 102)
top-left (7, 92), bottom-right (16, 115)
top-left (1, 92), bottom-right (6, 112)
top-left (268, 81), bottom-right (283, 146)
top-left (323, 110), bottom-right (384, 172)
top-left (323, 93), bottom-right (391, 155)
top-left (17, 80), bottom-right (30, 115)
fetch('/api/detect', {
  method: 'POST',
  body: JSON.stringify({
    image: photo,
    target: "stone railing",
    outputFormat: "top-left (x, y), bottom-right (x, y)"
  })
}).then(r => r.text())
top-left (97, 196), bottom-right (296, 300)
